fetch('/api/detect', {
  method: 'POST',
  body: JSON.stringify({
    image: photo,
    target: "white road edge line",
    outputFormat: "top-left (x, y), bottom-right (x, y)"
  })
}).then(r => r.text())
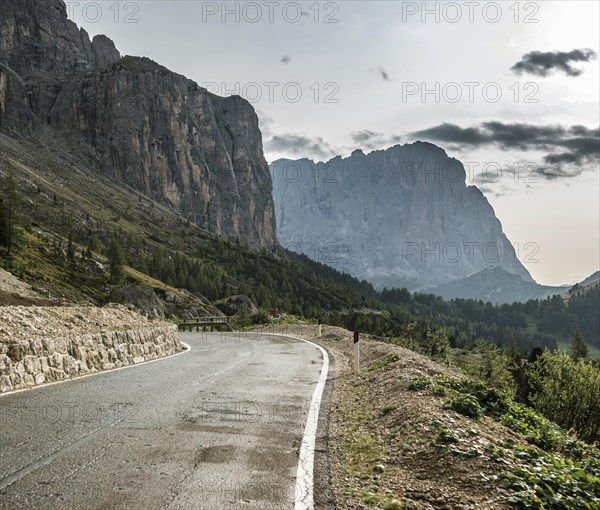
top-left (292, 335), bottom-right (329, 510)
top-left (244, 332), bottom-right (329, 510)
top-left (0, 340), bottom-right (191, 398)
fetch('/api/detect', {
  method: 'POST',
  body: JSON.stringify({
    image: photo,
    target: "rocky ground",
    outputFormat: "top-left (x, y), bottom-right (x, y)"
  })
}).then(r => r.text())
top-left (0, 305), bottom-right (164, 342)
top-left (0, 268), bottom-right (56, 306)
top-left (254, 323), bottom-right (514, 510)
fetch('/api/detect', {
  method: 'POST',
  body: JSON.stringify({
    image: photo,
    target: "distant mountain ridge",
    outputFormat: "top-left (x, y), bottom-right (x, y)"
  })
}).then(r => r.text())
top-left (270, 143), bottom-right (534, 296)
top-left (578, 271), bottom-right (600, 288)
top-left (0, 0), bottom-right (275, 248)
top-left (427, 267), bottom-right (566, 304)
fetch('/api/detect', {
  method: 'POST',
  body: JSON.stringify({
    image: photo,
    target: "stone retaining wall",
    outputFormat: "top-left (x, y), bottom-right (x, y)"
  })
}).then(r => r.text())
top-left (0, 324), bottom-right (181, 393)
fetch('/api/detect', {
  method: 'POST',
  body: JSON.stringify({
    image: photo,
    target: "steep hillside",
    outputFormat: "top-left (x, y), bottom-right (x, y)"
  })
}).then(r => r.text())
top-left (0, 0), bottom-right (275, 247)
top-left (270, 144), bottom-right (533, 293)
top-left (0, 132), bottom-right (379, 319)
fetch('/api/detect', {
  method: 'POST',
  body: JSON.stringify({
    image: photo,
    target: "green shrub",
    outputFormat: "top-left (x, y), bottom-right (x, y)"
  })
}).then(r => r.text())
top-left (250, 308), bottom-right (272, 325)
top-left (444, 378), bottom-right (510, 417)
top-left (446, 394), bottom-right (483, 419)
top-left (455, 346), bottom-right (518, 399)
top-left (422, 327), bottom-right (450, 361)
top-left (501, 403), bottom-right (561, 450)
top-left (408, 377), bottom-right (433, 391)
top-left (496, 443), bottom-right (600, 510)
top-left (434, 427), bottom-right (460, 444)
top-left (527, 351), bottom-right (600, 443)
top-left (381, 403), bottom-right (398, 416)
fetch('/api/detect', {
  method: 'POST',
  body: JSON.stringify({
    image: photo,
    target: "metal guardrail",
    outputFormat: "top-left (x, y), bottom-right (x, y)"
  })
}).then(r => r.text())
top-left (178, 317), bottom-right (234, 332)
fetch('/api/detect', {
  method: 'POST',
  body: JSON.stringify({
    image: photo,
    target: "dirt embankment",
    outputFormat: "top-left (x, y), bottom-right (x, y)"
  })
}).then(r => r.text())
top-left (258, 323), bottom-right (514, 510)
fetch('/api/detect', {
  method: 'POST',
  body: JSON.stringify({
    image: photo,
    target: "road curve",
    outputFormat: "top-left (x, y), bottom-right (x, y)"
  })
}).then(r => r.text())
top-left (0, 332), bottom-right (326, 509)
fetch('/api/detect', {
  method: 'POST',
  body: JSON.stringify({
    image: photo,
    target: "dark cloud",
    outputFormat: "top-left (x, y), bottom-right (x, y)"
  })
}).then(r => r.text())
top-left (511, 48), bottom-right (598, 77)
top-left (410, 121), bottom-right (599, 180)
top-left (535, 166), bottom-right (586, 181)
top-left (265, 133), bottom-right (337, 159)
top-left (350, 130), bottom-right (402, 150)
top-left (543, 152), bottom-right (581, 165)
top-left (351, 130), bottom-right (383, 144)
top-left (280, 55), bottom-right (291, 64)
top-left (411, 123), bottom-right (488, 146)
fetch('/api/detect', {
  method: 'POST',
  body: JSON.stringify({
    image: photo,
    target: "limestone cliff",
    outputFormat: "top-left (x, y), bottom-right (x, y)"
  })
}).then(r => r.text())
top-left (270, 143), bottom-right (534, 291)
top-left (0, 0), bottom-right (275, 247)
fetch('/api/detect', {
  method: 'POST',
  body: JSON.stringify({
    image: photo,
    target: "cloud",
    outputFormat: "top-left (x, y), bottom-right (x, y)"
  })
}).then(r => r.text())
top-left (478, 184), bottom-right (511, 198)
top-left (511, 48), bottom-right (598, 77)
top-left (256, 110), bottom-right (275, 138)
top-left (351, 130), bottom-right (382, 144)
top-left (535, 166), bottom-right (583, 180)
top-left (280, 55), bottom-right (291, 64)
top-left (410, 121), bottom-right (599, 180)
top-left (265, 133), bottom-right (338, 159)
top-left (350, 130), bottom-right (402, 150)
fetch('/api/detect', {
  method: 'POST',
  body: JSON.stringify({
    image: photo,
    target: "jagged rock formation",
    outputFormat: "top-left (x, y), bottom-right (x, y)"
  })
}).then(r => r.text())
top-left (0, 0), bottom-right (275, 247)
top-left (270, 143), bottom-right (534, 291)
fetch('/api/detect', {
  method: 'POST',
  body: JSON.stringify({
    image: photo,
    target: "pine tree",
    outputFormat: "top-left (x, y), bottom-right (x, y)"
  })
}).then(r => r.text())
top-left (507, 333), bottom-right (520, 361)
top-left (569, 329), bottom-right (590, 361)
top-left (108, 238), bottom-right (125, 284)
top-left (0, 170), bottom-right (21, 257)
top-left (0, 197), bottom-right (8, 248)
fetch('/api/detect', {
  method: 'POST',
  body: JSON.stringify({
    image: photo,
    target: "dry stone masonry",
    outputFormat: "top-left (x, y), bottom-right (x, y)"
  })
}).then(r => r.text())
top-left (0, 306), bottom-right (182, 393)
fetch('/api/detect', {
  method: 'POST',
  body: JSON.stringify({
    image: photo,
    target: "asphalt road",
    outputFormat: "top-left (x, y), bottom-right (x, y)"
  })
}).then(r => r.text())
top-left (0, 332), bottom-right (326, 509)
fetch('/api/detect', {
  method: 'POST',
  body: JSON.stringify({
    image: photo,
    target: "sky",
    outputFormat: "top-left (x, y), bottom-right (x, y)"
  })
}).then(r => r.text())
top-left (69, 0), bottom-right (600, 286)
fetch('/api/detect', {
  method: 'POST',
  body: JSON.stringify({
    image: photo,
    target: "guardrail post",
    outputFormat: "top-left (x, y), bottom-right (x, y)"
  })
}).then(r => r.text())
top-left (353, 331), bottom-right (360, 373)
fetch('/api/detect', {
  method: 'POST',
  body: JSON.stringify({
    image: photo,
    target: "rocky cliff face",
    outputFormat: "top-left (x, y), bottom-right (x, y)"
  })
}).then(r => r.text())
top-left (271, 143), bottom-right (533, 291)
top-left (0, 0), bottom-right (275, 247)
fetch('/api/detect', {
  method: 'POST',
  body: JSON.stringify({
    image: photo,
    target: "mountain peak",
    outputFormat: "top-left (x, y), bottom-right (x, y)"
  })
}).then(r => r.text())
top-left (270, 144), bottom-right (533, 292)
top-left (0, 0), bottom-right (276, 248)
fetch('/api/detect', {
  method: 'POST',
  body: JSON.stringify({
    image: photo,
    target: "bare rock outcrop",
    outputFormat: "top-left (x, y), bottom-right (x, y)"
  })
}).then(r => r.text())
top-left (214, 295), bottom-right (258, 316)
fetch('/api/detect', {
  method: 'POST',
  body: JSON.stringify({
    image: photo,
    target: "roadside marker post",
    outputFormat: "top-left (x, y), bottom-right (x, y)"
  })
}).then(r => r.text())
top-left (353, 331), bottom-right (360, 373)
top-left (317, 319), bottom-right (322, 338)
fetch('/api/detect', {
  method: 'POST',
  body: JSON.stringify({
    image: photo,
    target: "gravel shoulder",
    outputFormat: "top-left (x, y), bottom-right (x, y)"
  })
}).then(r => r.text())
top-left (254, 323), bottom-right (515, 510)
